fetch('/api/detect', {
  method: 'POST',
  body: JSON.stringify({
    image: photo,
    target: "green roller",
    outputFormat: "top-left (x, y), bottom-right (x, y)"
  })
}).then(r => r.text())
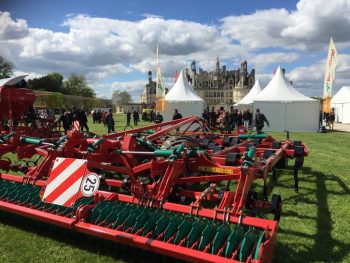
top-left (88, 201), bottom-right (115, 224)
top-left (239, 228), bottom-right (259, 262)
top-left (87, 138), bottom-right (104, 153)
top-left (224, 226), bottom-right (245, 258)
top-left (112, 204), bottom-right (135, 229)
top-left (20, 136), bottom-right (43, 145)
top-left (162, 214), bottom-right (183, 242)
top-left (103, 203), bottom-right (127, 227)
top-left (238, 133), bottom-right (267, 139)
top-left (142, 210), bottom-right (163, 236)
top-left (151, 212), bottom-right (172, 239)
top-left (242, 146), bottom-right (256, 168)
top-left (198, 222), bottom-right (218, 251)
top-left (173, 217), bottom-right (195, 245)
top-left (186, 220), bottom-right (206, 249)
top-left (122, 206), bottom-right (145, 230)
top-left (131, 208), bottom-right (153, 234)
top-left (211, 223), bottom-right (231, 255)
top-left (253, 231), bottom-right (265, 260)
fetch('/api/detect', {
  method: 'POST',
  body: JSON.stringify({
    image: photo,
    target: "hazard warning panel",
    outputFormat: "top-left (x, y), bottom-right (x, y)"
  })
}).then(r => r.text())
top-left (42, 158), bottom-right (99, 207)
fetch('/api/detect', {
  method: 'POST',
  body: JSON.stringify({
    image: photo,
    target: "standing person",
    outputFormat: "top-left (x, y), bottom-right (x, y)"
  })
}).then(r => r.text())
top-left (201, 109), bottom-right (210, 122)
top-left (329, 109), bottom-right (335, 130)
top-left (79, 108), bottom-right (89, 132)
top-left (92, 110), bottom-right (98, 124)
top-left (223, 111), bottom-right (230, 133)
top-left (172, 109), bottom-right (183, 120)
top-left (57, 111), bottom-right (72, 134)
top-left (228, 106), bottom-right (235, 133)
top-left (209, 107), bottom-right (216, 127)
top-left (155, 111), bottom-right (163, 123)
top-left (97, 110), bottom-right (102, 123)
top-left (126, 111), bottom-right (131, 126)
top-left (133, 110), bottom-right (139, 126)
top-left (243, 109), bottom-right (251, 129)
top-left (254, 108), bottom-right (269, 134)
top-left (105, 109), bottom-right (115, 133)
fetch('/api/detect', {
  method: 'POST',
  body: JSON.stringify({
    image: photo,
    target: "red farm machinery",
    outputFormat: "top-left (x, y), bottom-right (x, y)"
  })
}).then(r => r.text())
top-left (0, 115), bottom-right (308, 262)
top-left (0, 75), bottom-right (61, 172)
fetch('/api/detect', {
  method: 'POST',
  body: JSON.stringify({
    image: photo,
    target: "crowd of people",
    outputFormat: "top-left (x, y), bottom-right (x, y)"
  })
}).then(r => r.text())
top-left (201, 106), bottom-right (269, 134)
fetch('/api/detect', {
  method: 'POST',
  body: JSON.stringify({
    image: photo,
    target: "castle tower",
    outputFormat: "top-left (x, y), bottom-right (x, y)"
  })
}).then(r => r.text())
top-left (215, 57), bottom-right (220, 75)
top-left (148, 71), bottom-right (152, 85)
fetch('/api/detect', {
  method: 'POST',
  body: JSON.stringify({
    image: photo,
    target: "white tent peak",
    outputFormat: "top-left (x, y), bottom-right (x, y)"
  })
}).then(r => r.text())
top-left (332, 86), bottom-right (350, 104)
top-left (235, 77), bottom-right (263, 105)
top-left (254, 66), bottom-right (315, 102)
top-left (165, 70), bottom-right (204, 102)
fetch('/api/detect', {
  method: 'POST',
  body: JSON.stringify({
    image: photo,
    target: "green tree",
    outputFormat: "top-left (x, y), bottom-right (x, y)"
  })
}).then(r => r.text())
top-left (64, 74), bottom-right (96, 97)
top-left (0, 56), bottom-right (14, 78)
top-left (27, 72), bottom-right (64, 93)
top-left (112, 90), bottom-right (132, 106)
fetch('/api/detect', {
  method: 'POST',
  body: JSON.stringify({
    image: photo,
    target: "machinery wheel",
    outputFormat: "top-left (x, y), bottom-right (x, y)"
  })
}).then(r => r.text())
top-left (270, 194), bottom-right (282, 221)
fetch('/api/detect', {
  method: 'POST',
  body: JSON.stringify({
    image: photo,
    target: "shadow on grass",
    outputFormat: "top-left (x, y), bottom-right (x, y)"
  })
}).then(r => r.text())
top-left (273, 167), bottom-right (350, 262)
top-left (0, 212), bottom-right (176, 263)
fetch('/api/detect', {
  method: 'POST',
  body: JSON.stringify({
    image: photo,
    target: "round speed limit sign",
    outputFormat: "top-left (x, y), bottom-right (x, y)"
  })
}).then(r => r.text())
top-left (81, 173), bottom-right (100, 197)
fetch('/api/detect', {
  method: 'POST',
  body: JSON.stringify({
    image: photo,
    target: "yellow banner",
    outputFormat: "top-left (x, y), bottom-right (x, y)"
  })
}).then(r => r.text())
top-left (323, 38), bottom-right (338, 112)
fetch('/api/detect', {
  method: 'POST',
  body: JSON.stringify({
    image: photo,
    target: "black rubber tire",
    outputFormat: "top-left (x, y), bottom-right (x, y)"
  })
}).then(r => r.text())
top-left (270, 194), bottom-right (282, 221)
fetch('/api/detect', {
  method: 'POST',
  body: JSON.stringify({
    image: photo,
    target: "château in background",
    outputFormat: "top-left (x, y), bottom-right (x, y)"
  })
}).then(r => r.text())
top-left (141, 58), bottom-right (255, 110)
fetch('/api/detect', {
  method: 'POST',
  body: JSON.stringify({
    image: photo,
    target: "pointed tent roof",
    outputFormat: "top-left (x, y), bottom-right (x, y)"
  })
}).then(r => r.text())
top-left (254, 67), bottom-right (315, 102)
top-left (165, 70), bottom-right (204, 102)
top-left (332, 86), bottom-right (350, 104)
top-left (235, 77), bottom-right (263, 105)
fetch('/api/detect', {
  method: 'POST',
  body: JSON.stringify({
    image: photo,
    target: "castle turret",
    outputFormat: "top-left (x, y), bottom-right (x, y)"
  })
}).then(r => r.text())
top-left (215, 57), bottom-right (220, 74)
top-left (148, 71), bottom-right (152, 85)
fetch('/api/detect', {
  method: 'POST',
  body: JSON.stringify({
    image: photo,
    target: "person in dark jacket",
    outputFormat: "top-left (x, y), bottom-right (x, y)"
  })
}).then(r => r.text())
top-left (79, 109), bottom-right (89, 132)
top-left (172, 109), bottom-right (182, 120)
top-left (58, 111), bottom-right (72, 134)
top-left (133, 110), bottom-right (139, 126)
top-left (126, 111), bottom-right (131, 126)
top-left (254, 108), bottom-right (269, 134)
top-left (155, 111), bottom-right (163, 123)
top-left (105, 109), bottom-right (115, 133)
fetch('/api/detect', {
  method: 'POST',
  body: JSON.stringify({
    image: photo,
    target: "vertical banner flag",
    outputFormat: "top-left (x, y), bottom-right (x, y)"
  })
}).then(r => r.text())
top-left (155, 44), bottom-right (165, 111)
top-left (323, 38), bottom-right (338, 113)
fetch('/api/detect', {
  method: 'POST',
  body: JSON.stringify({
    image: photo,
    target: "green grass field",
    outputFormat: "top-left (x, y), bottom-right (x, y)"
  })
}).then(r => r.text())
top-left (0, 114), bottom-right (349, 262)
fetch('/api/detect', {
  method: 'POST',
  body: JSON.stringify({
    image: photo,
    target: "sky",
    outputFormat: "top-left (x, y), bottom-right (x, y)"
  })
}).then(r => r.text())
top-left (1, 0), bottom-right (350, 101)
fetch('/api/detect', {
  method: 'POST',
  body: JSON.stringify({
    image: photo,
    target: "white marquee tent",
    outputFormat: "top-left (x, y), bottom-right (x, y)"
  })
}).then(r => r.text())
top-left (234, 77), bottom-right (263, 108)
top-left (253, 67), bottom-right (320, 132)
top-left (331, 86), bottom-right (350, 123)
top-left (163, 70), bottom-right (205, 121)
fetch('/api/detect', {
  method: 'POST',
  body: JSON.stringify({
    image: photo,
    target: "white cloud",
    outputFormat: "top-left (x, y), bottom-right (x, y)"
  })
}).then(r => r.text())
top-left (221, 0), bottom-right (350, 51)
top-left (1, 1), bottom-right (350, 99)
top-left (0, 12), bottom-right (28, 40)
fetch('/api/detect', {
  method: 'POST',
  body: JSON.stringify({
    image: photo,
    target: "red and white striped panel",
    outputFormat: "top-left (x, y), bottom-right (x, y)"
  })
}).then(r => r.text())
top-left (42, 158), bottom-right (88, 207)
top-left (73, 120), bottom-right (80, 131)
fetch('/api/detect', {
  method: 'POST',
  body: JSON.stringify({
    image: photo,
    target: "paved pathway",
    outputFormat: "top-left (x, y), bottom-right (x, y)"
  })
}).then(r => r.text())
top-left (333, 123), bottom-right (350, 132)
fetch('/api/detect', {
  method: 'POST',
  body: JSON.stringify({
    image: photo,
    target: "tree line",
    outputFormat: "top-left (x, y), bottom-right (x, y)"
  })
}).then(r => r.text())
top-left (0, 56), bottom-right (95, 98)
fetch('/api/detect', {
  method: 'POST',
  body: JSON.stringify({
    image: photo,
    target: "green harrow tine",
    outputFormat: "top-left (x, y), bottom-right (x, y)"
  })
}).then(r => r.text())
top-left (122, 206), bottom-right (145, 231)
top-left (163, 214), bottom-right (183, 242)
top-left (131, 208), bottom-right (153, 234)
top-left (239, 228), bottom-right (259, 262)
top-left (211, 222), bottom-right (231, 255)
top-left (253, 231), bottom-right (265, 260)
top-left (151, 212), bottom-right (172, 239)
top-left (186, 220), bottom-right (206, 249)
top-left (224, 225), bottom-right (245, 258)
top-left (198, 222), bottom-right (218, 251)
top-left (173, 217), bottom-right (194, 245)
top-left (142, 210), bottom-right (163, 236)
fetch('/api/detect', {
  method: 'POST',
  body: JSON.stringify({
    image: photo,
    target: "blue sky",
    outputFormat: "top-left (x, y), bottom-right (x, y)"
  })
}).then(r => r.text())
top-left (1, 0), bottom-right (350, 101)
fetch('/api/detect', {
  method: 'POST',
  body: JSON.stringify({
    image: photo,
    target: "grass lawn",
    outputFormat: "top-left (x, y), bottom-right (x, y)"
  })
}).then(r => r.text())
top-left (0, 114), bottom-right (349, 262)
